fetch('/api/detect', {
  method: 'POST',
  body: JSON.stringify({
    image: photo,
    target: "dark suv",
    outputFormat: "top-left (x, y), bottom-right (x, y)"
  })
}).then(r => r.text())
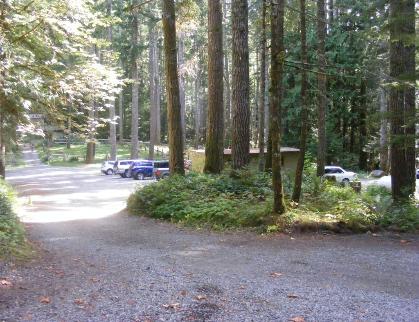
top-left (130, 160), bottom-right (169, 180)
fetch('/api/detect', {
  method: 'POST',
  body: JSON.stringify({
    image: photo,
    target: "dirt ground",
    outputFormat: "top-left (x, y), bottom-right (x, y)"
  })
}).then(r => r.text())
top-left (1, 148), bottom-right (418, 321)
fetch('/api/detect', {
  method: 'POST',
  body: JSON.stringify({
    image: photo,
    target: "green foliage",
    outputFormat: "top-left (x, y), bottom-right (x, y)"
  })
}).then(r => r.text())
top-left (37, 143), bottom-right (151, 166)
top-left (128, 171), bottom-right (271, 230)
top-left (363, 186), bottom-right (418, 232)
top-left (128, 167), bottom-right (417, 233)
top-left (0, 180), bottom-right (28, 260)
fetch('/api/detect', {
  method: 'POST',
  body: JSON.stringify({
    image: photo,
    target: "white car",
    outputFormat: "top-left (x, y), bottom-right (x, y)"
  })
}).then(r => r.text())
top-left (101, 161), bottom-right (115, 175)
top-left (324, 166), bottom-right (357, 184)
top-left (113, 160), bottom-right (136, 178)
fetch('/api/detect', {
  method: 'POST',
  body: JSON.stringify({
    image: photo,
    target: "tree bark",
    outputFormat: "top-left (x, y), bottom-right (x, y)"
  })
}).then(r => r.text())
top-left (86, 101), bottom-right (96, 164)
top-left (118, 61), bottom-right (124, 143)
top-left (328, 0), bottom-right (334, 32)
top-left (204, 0), bottom-right (224, 174)
top-left (178, 32), bottom-right (186, 148)
top-left (194, 70), bottom-right (202, 148)
top-left (0, 111), bottom-right (5, 179)
top-left (162, 0), bottom-right (184, 175)
top-left (379, 86), bottom-right (388, 172)
top-left (107, 0), bottom-right (117, 160)
top-left (131, 3), bottom-right (139, 159)
top-left (292, 0), bottom-right (309, 203)
top-left (270, 0), bottom-right (286, 214)
top-left (258, 0), bottom-right (267, 172)
top-left (358, 79), bottom-right (368, 170)
top-left (231, 0), bottom-right (250, 169)
top-left (349, 97), bottom-right (356, 153)
top-left (389, 0), bottom-right (416, 199)
top-left (149, 24), bottom-right (160, 160)
top-left (316, 0), bottom-right (327, 177)
top-left (223, 0), bottom-right (231, 147)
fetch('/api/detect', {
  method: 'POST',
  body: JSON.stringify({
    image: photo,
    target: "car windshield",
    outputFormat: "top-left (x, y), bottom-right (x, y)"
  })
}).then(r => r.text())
top-left (134, 162), bottom-right (152, 167)
top-left (325, 167), bottom-right (341, 174)
top-left (154, 161), bottom-right (169, 168)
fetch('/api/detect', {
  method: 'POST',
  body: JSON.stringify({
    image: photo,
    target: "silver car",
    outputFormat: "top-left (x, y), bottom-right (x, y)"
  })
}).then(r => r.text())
top-left (324, 166), bottom-right (357, 184)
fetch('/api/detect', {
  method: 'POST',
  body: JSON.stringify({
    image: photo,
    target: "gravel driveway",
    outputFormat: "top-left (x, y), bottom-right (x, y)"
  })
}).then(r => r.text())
top-left (1, 149), bottom-right (418, 321)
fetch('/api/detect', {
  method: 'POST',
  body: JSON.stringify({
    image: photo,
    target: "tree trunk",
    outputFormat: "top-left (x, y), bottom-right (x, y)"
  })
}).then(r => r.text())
top-left (258, 0), bottom-right (267, 172)
top-left (316, 0), bottom-right (327, 177)
top-left (223, 0), bottom-right (231, 147)
top-left (204, 0), bottom-right (224, 174)
top-left (118, 61), bottom-right (124, 143)
top-left (349, 97), bottom-right (356, 153)
top-left (0, 6), bottom-right (5, 178)
top-left (389, 0), bottom-right (416, 200)
top-left (270, 0), bottom-right (286, 214)
top-left (328, 0), bottom-right (334, 31)
top-left (194, 72), bottom-right (201, 148)
top-left (292, 0), bottom-right (309, 203)
top-left (107, 0), bottom-right (117, 160)
top-left (231, 0), bottom-right (250, 169)
top-left (149, 24), bottom-right (159, 160)
top-left (162, 0), bottom-right (184, 175)
top-left (131, 3), bottom-right (139, 159)
top-left (404, 17), bottom-right (416, 196)
top-left (86, 102), bottom-right (96, 164)
top-left (0, 111), bottom-right (5, 179)
top-left (66, 112), bottom-right (71, 149)
top-left (379, 86), bottom-right (388, 172)
top-left (358, 79), bottom-right (368, 170)
top-left (178, 33), bottom-right (186, 148)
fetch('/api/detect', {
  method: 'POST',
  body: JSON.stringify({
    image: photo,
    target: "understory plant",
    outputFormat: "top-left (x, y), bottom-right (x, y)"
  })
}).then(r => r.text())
top-left (127, 169), bottom-right (418, 233)
top-left (0, 180), bottom-right (29, 259)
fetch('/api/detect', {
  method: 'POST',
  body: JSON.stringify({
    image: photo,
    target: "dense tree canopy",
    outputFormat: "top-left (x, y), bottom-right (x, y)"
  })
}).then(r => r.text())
top-left (0, 0), bottom-right (416, 202)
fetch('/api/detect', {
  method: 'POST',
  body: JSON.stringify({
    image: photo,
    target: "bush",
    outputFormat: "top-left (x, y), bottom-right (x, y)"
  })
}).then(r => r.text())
top-left (361, 185), bottom-right (418, 232)
top-left (128, 171), bottom-right (272, 229)
top-left (68, 156), bottom-right (79, 162)
top-left (127, 169), bottom-right (418, 233)
top-left (0, 180), bottom-right (28, 259)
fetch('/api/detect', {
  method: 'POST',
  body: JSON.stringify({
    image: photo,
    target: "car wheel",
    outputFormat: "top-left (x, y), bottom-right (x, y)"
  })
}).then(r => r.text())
top-left (124, 170), bottom-right (131, 178)
top-left (138, 173), bottom-right (145, 180)
top-left (162, 173), bottom-right (169, 179)
top-left (342, 178), bottom-right (350, 186)
top-left (120, 173), bottom-right (126, 178)
top-left (133, 173), bottom-right (138, 180)
top-left (106, 169), bottom-right (113, 175)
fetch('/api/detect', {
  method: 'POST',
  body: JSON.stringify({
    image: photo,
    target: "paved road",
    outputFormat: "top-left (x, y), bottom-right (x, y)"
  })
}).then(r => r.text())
top-left (1, 149), bottom-right (419, 321)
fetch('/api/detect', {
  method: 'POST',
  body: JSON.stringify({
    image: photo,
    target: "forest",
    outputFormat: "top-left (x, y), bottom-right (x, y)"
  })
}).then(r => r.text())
top-left (0, 0), bottom-right (417, 213)
top-left (1, 2), bottom-right (418, 320)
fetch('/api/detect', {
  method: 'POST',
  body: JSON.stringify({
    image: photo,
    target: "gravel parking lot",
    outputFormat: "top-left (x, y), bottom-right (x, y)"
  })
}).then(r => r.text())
top-left (1, 149), bottom-right (418, 321)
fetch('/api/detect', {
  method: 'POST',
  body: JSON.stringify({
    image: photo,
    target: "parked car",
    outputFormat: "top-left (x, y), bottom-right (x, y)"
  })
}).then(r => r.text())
top-left (324, 166), bottom-right (357, 184)
top-left (130, 160), bottom-right (169, 180)
top-left (154, 161), bottom-right (170, 180)
top-left (113, 160), bottom-right (136, 178)
top-left (101, 161), bottom-right (115, 175)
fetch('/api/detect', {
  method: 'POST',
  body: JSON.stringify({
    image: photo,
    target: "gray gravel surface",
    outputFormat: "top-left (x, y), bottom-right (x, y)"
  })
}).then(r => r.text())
top-left (1, 149), bottom-right (418, 322)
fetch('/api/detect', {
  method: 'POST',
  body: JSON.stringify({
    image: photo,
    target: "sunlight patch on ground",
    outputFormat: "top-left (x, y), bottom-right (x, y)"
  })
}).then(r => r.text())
top-left (18, 191), bottom-right (128, 223)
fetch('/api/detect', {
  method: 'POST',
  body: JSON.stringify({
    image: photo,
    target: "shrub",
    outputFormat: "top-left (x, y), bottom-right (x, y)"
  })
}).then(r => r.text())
top-left (128, 171), bottom-right (272, 229)
top-left (377, 201), bottom-right (418, 232)
top-left (68, 156), bottom-right (79, 162)
top-left (127, 170), bottom-right (418, 233)
top-left (0, 180), bottom-right (28, 259)
top-left (361, 185), bottom-right (418, 232)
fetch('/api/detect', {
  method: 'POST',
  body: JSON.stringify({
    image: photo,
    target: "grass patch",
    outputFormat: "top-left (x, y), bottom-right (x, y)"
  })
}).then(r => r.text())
top-left (0, 179), bottom-right (31, 260)
top-left (37, 143), bottom-right (157, 166)
top-left (127, 169), bottom-right (418, 233)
